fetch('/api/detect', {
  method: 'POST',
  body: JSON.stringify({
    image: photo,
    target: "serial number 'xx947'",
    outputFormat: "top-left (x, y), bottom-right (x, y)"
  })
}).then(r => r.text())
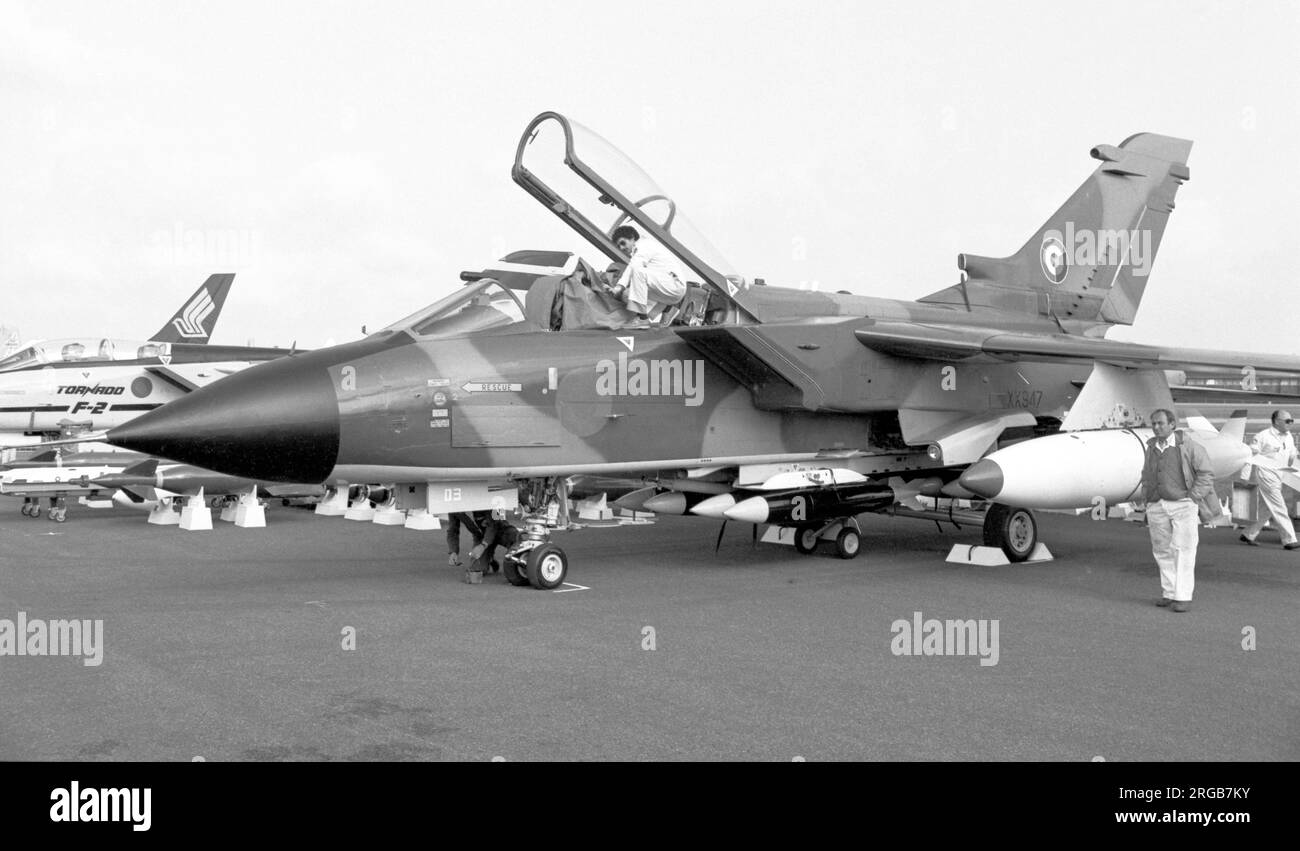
top-left (996, 390), bottom-right (1043, 410)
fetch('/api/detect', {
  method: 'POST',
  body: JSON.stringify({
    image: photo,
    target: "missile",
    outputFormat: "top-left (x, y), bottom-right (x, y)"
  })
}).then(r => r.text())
top-left (94, 462), bottom-right (324, 500)
top-left (94, 463), bottom-right (255, 495)
top-left (689, 492), bottom-right (738, 518)
top-left (724, 483), bottom-right (894, 524)
top-left (958, 428), bottom-right (1251, 509)
top-left (642, 491), bottom-right (724, 515)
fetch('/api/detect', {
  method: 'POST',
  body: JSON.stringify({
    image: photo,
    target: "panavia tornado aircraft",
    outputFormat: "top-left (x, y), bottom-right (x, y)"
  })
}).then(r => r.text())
top-left (0, 273), bottom-right (298, 446)
top-left (104, 112), bottom-right (1300, 587)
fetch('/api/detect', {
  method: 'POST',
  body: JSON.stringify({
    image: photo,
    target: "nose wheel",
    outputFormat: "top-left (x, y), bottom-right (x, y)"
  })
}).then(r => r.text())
top-left (502, 476), bottom-right (573, 589)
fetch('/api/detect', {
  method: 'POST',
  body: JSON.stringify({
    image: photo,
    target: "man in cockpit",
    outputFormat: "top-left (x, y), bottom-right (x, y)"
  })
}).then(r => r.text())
top-left (605, 226), bottom-right (687, 320)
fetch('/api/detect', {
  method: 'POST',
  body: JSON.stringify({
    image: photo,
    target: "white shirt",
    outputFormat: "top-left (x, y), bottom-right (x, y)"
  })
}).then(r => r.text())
top-left (1249, 426), bottom-right (1297, 469)
top-left (617, 239), bottom-right (687, 286)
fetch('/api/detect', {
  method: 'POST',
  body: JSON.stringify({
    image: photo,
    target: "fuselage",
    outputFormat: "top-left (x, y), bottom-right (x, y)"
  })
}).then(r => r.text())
top-left (104, 289), bottom-right (1097, 485)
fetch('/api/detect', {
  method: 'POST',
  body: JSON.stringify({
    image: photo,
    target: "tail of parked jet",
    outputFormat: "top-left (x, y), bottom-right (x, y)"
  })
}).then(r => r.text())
top-left (920, 133), bottom-right (1193, 327)
top-left (148, 274), bottom-right (235, 344)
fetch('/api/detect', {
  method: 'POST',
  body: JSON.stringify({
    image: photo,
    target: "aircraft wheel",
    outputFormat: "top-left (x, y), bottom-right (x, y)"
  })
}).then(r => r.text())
top-left (209, 497), bottom-right (222, 508)
top-left (53, 508), bottom-right (67, 523)
top-left (794, 525), bottom-right (821, 555)
top-left (983, 504), bottom-right (1037, 563)
top-left (835, 527), bottom-right (861, 559)
top-left (21, 503), bottom-right (31, 517)
top-left (502, 553), bottom-right (531, 587)
top-left (526, 544), bottom-right (568, 590)
top-left (30, 504), bottom-right (41, 518)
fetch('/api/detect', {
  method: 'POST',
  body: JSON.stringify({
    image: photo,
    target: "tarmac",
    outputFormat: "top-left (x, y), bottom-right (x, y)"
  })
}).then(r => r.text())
top-left (1, 503), bottom-right (1296, 761)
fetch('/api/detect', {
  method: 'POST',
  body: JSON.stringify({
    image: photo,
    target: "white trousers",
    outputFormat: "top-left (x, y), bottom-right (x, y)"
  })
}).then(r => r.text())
top-left (625, 267), bottom-right (686, 315)
top-left (1147, 498), bottom-right (1198, 602)
top-left (1244, 467), bottom-right (1298, 544)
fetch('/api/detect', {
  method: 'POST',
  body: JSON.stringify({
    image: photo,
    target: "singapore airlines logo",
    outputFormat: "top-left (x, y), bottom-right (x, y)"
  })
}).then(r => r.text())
top-left (171, 288), bottom-right (215, 339)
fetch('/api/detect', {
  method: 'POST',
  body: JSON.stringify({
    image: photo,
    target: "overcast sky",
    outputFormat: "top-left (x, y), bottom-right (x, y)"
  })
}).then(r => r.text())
top-left (2, 0), bottom-right (1297, 352)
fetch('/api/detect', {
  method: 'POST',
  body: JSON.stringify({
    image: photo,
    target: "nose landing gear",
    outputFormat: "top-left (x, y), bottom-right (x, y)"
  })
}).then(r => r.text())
top-left (502, 476), bottom-right (573, 590)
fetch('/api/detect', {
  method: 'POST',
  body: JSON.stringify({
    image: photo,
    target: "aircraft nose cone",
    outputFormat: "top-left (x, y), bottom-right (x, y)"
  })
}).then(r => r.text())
top-left (106, 357), bottom-right (339, 483)
top-left (958, 459), bottom-right (1005, 499)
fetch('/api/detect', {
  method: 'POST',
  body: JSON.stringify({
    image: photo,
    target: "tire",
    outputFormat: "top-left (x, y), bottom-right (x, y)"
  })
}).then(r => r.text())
top-left (53, 509), bottom-right (66, 523)
top-left (983, 504), bottom-right (1038, 562)
top-left (31, 504), bottom-right (41, 518)
top-left (21, 503), bottom-right (31, 517)
top-left (794, 525), bottom-right (820, 555)
top-left (835, 527), bottom-right (861, 559)
top-left (526, 544), bottom-right (568, 590)
top-left (502, 553), bottom-right (531, 587)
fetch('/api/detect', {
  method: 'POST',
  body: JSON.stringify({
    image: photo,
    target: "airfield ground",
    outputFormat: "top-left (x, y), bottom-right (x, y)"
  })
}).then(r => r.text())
top-left (1, 505), bottom-right (1296, 761)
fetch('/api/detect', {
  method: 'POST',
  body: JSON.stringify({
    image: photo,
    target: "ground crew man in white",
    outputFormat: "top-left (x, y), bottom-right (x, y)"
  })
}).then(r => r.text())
top-left (1139, 409), bottom-right (1215, 613)
top-left (606, 225), bottom-right (687, 319)
top-left (1240, 409), bottom-right (1300, 550)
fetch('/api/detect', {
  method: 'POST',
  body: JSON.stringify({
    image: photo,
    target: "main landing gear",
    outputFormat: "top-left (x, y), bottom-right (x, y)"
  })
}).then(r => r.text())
top-left (793, 518), bottom-right (862, 560)
top-left (982, 504), bottom-right (1038, 563)
top-left (502, 477), bottom-right (573, 590)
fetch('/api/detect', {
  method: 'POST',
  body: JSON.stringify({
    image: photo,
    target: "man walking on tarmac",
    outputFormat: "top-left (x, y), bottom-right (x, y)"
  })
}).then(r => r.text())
top-left (1139, 408), bottom-right (1216, 613)
top-left (1240, 409), bottom-right (1300, 550)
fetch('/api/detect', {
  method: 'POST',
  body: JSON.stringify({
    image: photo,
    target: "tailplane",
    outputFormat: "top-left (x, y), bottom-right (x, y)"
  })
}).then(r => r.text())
top-left (149, 273), bottom-right (235, 343)
top-left (920, 133), bottom-right (1192, 327)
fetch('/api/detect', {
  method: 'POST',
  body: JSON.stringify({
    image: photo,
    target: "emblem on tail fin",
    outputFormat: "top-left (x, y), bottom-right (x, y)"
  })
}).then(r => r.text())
top-left (171, 288), bottom-right (215, 339)
top-left (1039, 236), bottom-right (1068, 284)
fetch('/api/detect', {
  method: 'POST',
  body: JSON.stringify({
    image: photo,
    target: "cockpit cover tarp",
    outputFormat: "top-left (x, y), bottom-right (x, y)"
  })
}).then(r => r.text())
top-left (559, 260), bottom-right (639, 330)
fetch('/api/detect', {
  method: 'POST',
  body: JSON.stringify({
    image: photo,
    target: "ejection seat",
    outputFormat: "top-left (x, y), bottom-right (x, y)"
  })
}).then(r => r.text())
top-left (523, 275), bottom-right (563, 331)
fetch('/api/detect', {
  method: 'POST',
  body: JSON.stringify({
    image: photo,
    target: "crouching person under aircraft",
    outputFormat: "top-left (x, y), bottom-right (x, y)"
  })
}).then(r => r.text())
top-left (447, 509), bottom-right (519, 576)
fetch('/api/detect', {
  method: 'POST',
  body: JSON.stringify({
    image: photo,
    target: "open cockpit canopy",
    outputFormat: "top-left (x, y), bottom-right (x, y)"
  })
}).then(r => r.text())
top-left (512, 111), bottom-right (754, 320)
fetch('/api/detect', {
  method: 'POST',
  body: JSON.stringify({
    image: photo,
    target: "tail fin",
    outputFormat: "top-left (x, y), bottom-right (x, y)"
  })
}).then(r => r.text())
top-left (920, 133), bottom-right (1192, 326)
top-left (149, 273), bottom-right (235, 343)
top-left (119, 458), bottom-right (160, 478)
